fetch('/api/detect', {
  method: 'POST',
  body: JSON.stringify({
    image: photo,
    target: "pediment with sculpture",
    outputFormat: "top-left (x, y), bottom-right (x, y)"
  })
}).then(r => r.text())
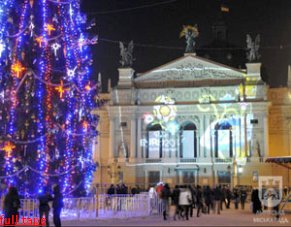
top-left (135, 54), bottom-right (245, 87)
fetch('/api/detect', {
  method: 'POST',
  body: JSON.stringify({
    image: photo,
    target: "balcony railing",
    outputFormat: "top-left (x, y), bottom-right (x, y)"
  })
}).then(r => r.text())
top-left (215, 158), bottom-right (232, 163)
top-left (145, 159), bottom-right (162, 163)
top-left (180, 158), bottom-right (197, 163)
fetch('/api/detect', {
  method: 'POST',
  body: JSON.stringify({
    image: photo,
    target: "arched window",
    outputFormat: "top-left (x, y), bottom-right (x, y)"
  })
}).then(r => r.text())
top-left (179, 122), bottom-right (197, 158)
top-left (214, 120), bottom-right (233, 158)
top-left (146, 124), bottom-right (162, 159)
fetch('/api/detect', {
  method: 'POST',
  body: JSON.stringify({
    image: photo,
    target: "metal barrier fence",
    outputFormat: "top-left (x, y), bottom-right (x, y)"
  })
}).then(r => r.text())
top-left (0, 194), bottom-right (156, 220)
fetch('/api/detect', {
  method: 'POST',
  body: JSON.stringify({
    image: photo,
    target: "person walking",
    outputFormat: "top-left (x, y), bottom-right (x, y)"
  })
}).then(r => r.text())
top-left (160, 183), bottom-right (171, 220)
top-left (38, 187), bottom-right (53, 227)
top-left (52, 185), bottom-right (63, 227)
top-left (179, 185), bottom-right (192, 220)
top-left (221, 186), bottom-right (226, 210)
top-left (196, 185), bottom-right (203, 217)
top-left (233, 188), bottom-right (239, 209)
top-left (3, 187), bottom-right (20, 227)
top-left (188, 185), bottom-right (195, 218)
top-left (171, 185), bottom-right (180, 221)
top-left (204, 185), bottom-right (212, 214)
top-left (240, 188), bottom-right (247, 210)
top-left (251, 189), bottom-right (262, 214)
top-left (213, 185), bottom-right (222, 214)
top-left (149, 185), bottom-right (157, 215)
top-left (225, 186), bottom-right (232, 209)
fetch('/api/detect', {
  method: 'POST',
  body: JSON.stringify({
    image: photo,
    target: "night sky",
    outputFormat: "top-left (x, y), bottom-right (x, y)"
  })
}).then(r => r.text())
top-left (80, 0), bottom-right (291, 90)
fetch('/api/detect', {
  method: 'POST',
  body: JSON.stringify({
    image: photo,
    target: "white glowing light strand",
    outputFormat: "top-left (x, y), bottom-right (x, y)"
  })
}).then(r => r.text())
top-left (69, 4), bottom-right (73, 21)
top-left (0, 40), bottom-right (5, 57)
top-left (51, 42), bottom-right (61, 57)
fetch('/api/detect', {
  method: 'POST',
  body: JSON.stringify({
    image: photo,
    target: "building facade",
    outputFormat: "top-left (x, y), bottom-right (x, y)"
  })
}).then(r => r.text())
top-left (267, 66), bottom-right (291, 187)
top-left (93, 53), bottom-right (272, 191)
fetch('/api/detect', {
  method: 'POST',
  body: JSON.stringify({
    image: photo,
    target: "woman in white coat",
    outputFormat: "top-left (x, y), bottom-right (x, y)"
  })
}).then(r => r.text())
top-left (179, 185), bottom-right (192, 220)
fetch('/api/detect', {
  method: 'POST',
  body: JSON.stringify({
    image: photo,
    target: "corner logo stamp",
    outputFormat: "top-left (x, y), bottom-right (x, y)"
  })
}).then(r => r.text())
top-left (259, 176), bottom-right (282, 208)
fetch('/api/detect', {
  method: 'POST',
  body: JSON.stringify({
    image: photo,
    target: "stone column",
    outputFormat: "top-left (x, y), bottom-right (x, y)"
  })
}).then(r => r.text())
top-left (109, 118), bottom-right (115, 162)
top-left (202, 115), bottom-right (206, 158)
top-left (130, 118), bottom-right (136, 162)
top-left (137, 117), bottom-right (142, 160)
top-left (263, 114), bottom-right (269, 158)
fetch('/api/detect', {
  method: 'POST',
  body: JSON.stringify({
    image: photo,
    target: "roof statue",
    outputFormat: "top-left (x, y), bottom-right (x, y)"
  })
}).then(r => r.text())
top-left (119, 40), bottom-right (134, 67)
top-left (180, 24), bottom-right (199, 53)
top-left (246, 34), bottom-right (261, 62)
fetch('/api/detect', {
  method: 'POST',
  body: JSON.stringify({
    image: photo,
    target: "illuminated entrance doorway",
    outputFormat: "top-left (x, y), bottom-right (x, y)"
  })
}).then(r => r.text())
top-left (148, 171), bottom-right (160, 186)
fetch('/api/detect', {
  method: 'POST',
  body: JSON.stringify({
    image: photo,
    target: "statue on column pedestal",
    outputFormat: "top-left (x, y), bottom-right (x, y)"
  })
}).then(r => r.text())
top-left (246, 34), bottom-right (261, 62)
top-left (119, 40), bottom-right (134, 67)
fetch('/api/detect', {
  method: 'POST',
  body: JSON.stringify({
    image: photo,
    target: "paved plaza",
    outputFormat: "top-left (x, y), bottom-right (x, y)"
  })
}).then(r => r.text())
top-left (60, 205), bottom-right (290, 226)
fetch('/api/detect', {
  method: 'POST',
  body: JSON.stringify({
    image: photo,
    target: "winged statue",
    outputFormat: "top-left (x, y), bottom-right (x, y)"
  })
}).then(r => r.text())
top-left (180, 24), bottom-right (199, 53)
top-left (246, 34), bottom-right (261, 62)
top-left (119, 40), bottom-right (134, 67)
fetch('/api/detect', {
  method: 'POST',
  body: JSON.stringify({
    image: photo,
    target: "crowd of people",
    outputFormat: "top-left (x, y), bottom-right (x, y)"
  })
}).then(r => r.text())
top-left (2, 185), bottom-right (63, 227)
top-left (106, 183), bottom-right (142, 195)
top-left (149, 183), bottom-right (275, 221)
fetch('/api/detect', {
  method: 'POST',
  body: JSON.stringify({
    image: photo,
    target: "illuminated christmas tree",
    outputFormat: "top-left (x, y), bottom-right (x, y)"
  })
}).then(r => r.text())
top-left (0, 0), bottom-right (98, 197)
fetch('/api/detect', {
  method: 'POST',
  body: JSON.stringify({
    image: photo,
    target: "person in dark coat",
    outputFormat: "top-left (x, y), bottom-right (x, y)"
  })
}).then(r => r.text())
top-left (251, 189), bottom-right (262, 214)
top-left (107, 184), bottom-right (115, 195)
top-left (3, 187), bottom-right (20, 227)
top-left (214, 186), bottom-right (222, 214)
top-left (225, 186), bottom-right (232, 209)
top-left (171, 185), bottom-right (180, 220)
top-left (188, 185), bottom-right (195, 218)
top-left (52, 185), bottom-right (63, 227)
top-left (160, 183), bottom-right (171, 220)
top-left (203, 186), bottom-right (213, 214)
top-left (38, 187), bottom-right (53, 227)
top-left (196, 185), bottom-right (203, 217)
top-left (233, 188), bottom-right (239, 209)
top-left (240, 189), bottom-right (247, 210)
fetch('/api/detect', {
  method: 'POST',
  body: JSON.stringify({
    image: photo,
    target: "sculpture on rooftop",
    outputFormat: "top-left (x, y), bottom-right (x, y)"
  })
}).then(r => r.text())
top-left (180, 24), bottom-right (199, 53)
top-left (119, 40), bottom-right (134, 67)
top-left (246, 34), bottom-right (261, 62)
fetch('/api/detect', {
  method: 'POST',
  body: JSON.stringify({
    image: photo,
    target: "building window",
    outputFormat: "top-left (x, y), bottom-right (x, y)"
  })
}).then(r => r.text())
top-left (120, 122), bottom-right (127, 127)
top-left (146, 124), bottom-right (163, 159)
top-left (180, 122), bottom-right (197, 158)
top-left (214, 120), bottom-right (233, 158)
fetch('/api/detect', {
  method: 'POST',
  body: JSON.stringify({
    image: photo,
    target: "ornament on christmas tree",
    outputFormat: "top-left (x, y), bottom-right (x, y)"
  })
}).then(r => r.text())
top-left (11, 61), bottom-right (26, 78)
top-left (45, 24), bottom-right (56, 35)
top-left (51, 43), bottom-right (61, 57)
top-left (85, 82), bottom-right (91, 91)
top-left (35, 36), bottom-right (47, 47)
top-left (2, 141), bottom-right (16, 158)
top-left (67, 66), bottom-right (77, 79)
top-left (29, 15), bottom-right (35, 37)
top-left (55, 80), bottom-right (68, 98)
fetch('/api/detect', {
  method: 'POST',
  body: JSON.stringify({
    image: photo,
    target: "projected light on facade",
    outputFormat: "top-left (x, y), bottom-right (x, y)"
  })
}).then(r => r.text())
top-left (153, 95), bottom-right (177, 124)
